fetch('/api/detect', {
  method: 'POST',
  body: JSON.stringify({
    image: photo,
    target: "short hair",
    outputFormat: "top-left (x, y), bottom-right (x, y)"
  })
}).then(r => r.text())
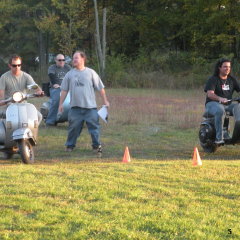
top-left (8, 54), bottom-right (22, 64)
top-left (74, 50), bottom-right (87, 62)
top-left (213, 58), bottom-right (231, 76)
top-left (55, 54), bottom-right (64, 60)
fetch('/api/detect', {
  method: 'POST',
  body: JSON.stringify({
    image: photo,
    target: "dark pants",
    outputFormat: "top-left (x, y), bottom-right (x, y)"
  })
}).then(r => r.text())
top-left (65, 107), bottom-right (101, 149)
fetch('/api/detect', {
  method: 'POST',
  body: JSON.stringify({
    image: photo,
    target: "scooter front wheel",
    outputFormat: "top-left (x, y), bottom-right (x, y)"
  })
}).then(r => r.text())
top-left (200, 143), bottom-right (217, 153)
top-left (18, 139), bottom-right (34, 164)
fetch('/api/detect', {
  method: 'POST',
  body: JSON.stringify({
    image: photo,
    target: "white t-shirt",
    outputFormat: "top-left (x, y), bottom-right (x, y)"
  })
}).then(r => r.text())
top-left (0, 71), bottom-right (35, 99)
top-left (61, 67), bottom-right (104, 108)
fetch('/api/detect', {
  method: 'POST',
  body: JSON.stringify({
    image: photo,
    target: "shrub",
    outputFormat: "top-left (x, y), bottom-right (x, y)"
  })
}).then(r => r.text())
top-left (91, 50), bottom-right (240, 89)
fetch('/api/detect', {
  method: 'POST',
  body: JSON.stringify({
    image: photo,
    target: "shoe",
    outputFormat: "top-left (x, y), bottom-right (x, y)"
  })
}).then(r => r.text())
top-left (46, 123), bottom-right (56, 127)
top-left (65, 147), bottom-right (73, 152)
top-left (214, 139), bottom-right (225, 145)
top-left (223, 132), bottom-right (231, 140)
top-left (93, 145), bottom-right (102, 158)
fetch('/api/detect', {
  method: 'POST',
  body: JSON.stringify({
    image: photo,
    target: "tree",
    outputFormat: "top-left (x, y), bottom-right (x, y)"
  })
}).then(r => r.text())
top-left (93, 0), bottom-right (107, 78)
top-left (35, 0), bottom-right (88, 56)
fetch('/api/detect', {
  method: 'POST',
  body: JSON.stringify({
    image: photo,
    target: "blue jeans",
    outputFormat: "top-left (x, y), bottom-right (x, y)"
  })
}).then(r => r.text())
top-left (46, 87), bottom-right (61, 125)
top-left (205, 101), bottom-right (236, 141)
top-left (65, 107), bottom-right (101, 149)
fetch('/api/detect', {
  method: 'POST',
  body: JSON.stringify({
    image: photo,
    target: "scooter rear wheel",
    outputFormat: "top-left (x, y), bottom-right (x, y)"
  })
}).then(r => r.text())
top-left (18, 139), bottom-right (34, 164)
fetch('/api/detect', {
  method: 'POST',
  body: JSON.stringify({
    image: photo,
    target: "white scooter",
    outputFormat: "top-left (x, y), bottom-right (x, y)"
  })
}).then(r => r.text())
top-left (40, 92), bottom-right (70, 124)
top-left (0, 84), bottom-right (42, 164)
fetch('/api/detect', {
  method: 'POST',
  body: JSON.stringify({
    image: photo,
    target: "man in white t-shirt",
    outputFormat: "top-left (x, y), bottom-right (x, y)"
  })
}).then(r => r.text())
top-left (59, 51), bottom-right (110, 155)
top-left (0, 54), bottom-right (43, 100)
top-left (0, 55), bottom-right (44, 121)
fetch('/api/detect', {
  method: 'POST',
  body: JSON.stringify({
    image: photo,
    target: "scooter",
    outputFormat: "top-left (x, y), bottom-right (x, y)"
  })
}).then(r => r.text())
top-left (40, 92), bottom-right (70, 124)
top-left (0, 84), bottom-right (43, 164)
top-left (199, 97), bottom-right (240, 153)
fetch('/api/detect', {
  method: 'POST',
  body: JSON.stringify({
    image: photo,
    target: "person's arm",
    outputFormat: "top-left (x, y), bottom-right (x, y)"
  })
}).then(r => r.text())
top-left (0, 90), bottom-right (5, 106)
top-left (0, 89), bottom-right (4, 100)
top-left (49, 72), bottom-right (60, 88)
top-left (34, 86), bottom-right (44, 96)
top-left (207, 90), bottom-right (228, 103)
top-left (58, 90), bottom-right (68, 113)
top-left (99, 88), bottom-right (110, 107)
top-left (48, 65), bottom-right (60, 88)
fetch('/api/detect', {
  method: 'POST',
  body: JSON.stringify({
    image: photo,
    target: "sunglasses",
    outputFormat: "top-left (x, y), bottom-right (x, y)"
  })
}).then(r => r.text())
top-left (11, 64), bottom-right (22, 67)
top-left (57, 59), bottom-right (65, 62)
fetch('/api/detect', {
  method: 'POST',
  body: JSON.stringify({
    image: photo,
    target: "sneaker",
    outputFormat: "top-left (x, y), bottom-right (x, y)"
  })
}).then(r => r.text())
top-left (93, 145), bottom-right (102, 158)
top-left (45, 123), bottom-right (56, 127)
top-left (223, 132), bottom-right (231, 140)
top-left (214, 139), bottom-right (225, 145)
top-left (65, 147), bottom-right (73, 152)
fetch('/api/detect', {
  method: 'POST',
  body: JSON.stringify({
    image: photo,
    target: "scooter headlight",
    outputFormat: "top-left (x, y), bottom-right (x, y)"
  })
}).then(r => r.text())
top-left (12, 92), bottom-right (24, 102)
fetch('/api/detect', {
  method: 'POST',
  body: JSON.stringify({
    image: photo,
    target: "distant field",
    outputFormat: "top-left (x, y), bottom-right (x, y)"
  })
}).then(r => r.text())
top-left (0, 88), bottom-right (239, 239)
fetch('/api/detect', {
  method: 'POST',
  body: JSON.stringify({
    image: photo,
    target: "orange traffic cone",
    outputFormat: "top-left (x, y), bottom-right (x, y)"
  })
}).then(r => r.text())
top-left (192, 147), bottom-right (202, 166)
top-left (122, 146), bottom-right (131, 163)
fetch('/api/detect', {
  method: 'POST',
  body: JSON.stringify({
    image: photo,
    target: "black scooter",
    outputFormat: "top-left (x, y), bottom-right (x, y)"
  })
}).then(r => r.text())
top-left (199, 97), bottom-right (240, 153)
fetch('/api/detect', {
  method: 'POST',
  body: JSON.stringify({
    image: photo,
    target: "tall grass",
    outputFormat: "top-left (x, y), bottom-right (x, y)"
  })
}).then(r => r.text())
top-left (102, 88), bottom-right (204, 129)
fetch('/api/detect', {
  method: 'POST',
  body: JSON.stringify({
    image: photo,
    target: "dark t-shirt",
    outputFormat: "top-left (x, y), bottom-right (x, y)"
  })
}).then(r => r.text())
top-left (204, 75), bottom-right (240, 105)
top-left (48, 64), bottom-right (71, 86)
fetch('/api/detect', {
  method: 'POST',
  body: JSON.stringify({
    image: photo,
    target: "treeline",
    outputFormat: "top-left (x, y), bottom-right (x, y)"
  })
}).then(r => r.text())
top-left (1, 0), bottom-right (240, 88)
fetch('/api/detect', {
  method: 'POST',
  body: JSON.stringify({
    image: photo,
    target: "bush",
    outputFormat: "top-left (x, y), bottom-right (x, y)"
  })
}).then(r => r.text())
top-left (103, 50), bottom-right (213, 89)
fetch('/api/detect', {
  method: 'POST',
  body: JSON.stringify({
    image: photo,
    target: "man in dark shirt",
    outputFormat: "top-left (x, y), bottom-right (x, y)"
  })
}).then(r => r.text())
top-left (45, 54), bottom-right (71, 126)
top-left (204, 58), bottom-right (240, 144)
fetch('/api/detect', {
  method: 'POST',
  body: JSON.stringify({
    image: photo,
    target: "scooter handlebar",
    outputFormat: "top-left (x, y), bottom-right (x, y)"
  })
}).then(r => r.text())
top-left (0, 97), bottom-right (12, 105)
top-left (26, 93), bottom-right (45, 99)
top-left (229, 97), bottom-right (240, 103)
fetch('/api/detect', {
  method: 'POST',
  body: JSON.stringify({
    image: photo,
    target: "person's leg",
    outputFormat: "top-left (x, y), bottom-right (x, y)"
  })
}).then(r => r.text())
top-left (45, 88), bottom-right (61, 125)
top-left (65, 108), bottom-right (84, 149)
top-left (205, 101), bottom-right (225, 142)
top-left (85, 108), bottom-right (101, 149)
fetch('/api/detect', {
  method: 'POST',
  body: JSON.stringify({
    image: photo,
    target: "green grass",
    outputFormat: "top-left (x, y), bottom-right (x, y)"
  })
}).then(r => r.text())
top-left (0, 89), bottom-right (240, 239)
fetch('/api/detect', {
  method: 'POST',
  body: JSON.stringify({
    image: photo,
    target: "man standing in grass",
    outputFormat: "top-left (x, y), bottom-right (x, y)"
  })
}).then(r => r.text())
top-left (58, 50), bottom-right (109, 156)
top-left (204, 58), bottom-right (240, 145)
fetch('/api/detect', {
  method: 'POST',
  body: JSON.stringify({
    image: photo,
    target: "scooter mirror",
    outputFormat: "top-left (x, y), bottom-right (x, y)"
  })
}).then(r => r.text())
top-left (27, 84), bottom-right (39, 90)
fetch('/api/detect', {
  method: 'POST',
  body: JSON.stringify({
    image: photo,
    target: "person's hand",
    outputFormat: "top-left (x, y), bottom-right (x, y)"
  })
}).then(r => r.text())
top-left (58, 104), bottom-right (64, 113)
top-left (219, 97), bottom-right (228, 103)
top-left (53, 84), bottom-right (60, 88)
top-left (35, 89), bottom-right (44, 96)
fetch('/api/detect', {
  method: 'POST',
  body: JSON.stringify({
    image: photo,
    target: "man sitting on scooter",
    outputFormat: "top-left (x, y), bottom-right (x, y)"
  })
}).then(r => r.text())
top-left (204, 58), bottom-right (240, 145)
top-left (0, 54), bottom-right (44, 119)
top-left (45, 54), bottom-right (71, 126)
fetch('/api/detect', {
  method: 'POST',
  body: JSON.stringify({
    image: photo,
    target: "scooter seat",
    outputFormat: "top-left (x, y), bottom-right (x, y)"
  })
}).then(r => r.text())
top-left (203, 112), bottom-right (214, 118)
top-left (203, 110), bottom-right (233, 118)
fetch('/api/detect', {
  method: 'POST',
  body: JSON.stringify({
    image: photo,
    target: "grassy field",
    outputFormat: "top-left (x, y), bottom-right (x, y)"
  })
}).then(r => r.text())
top-left (0, 89), bottom-right (239, 239)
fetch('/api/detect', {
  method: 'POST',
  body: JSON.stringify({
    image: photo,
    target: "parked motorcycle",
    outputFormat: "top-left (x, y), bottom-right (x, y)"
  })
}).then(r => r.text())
top-left (0, 84), bottom-right (43, 164)
top-left (40, 92), bottom-right (70, 124)
top-left (199, 97), bottom-right (240, 153)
